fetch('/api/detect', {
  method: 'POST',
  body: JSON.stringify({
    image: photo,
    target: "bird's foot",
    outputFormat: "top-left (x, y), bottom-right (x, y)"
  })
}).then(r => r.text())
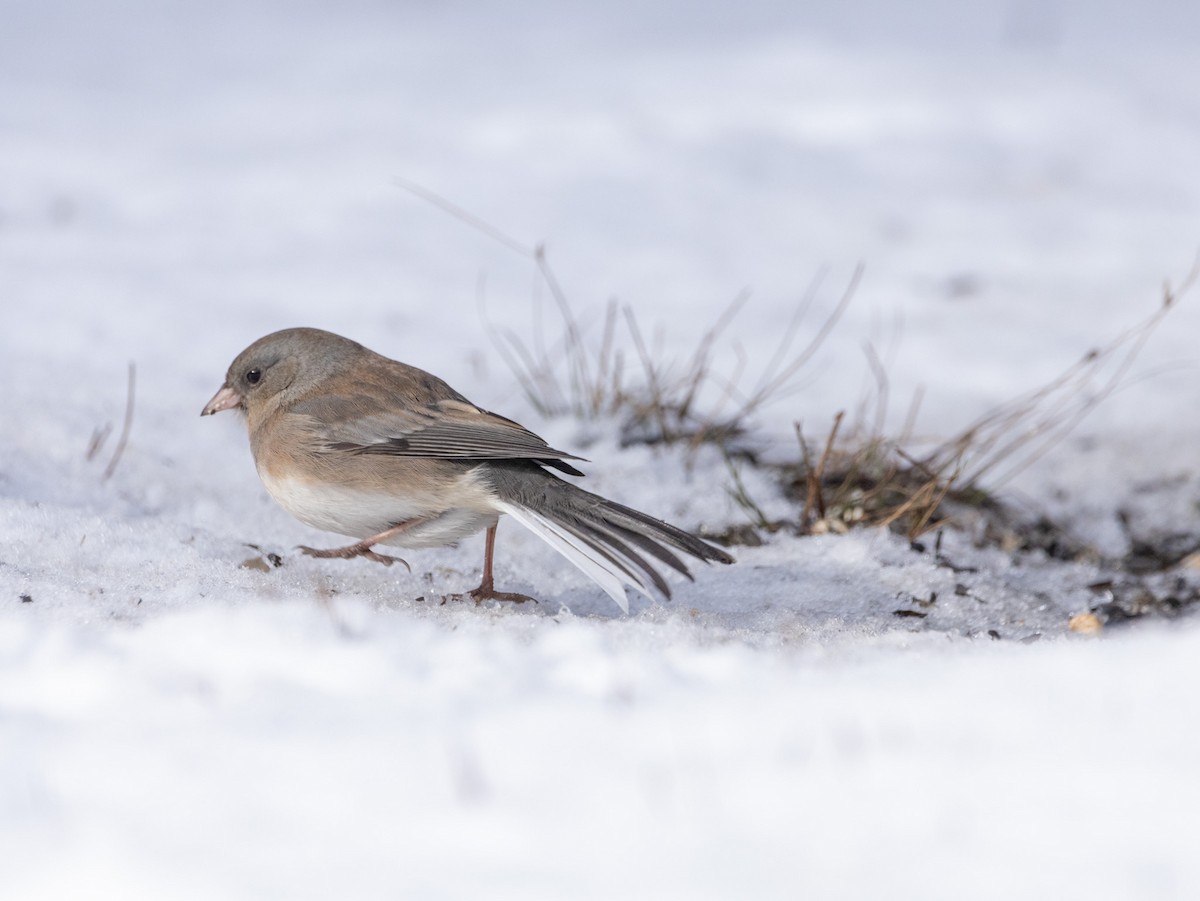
top-left (467, 581), bottom-right (537, 605)
top-left (299, 542), bottom-right (411, 571)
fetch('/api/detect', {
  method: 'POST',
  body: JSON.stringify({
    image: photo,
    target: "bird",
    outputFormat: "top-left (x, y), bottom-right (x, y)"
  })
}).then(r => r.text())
top-left (201, 327), bottom-right (733, 612)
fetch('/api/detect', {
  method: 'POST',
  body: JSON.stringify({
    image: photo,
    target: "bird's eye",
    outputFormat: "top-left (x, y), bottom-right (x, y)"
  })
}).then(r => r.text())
top-left (245, 368), bottom-right (262, 385)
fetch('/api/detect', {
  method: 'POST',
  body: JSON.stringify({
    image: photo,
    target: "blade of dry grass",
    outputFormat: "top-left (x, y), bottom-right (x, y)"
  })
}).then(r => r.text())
top-left (103, 362), bottom-right (136, 481)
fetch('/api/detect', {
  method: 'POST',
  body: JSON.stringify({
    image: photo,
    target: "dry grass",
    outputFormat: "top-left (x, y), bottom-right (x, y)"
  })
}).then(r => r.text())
top-left (491, 251), bottom-right (863, 451)
top-left (393, 177), bottom-right (862, 452)
top-left (393, 179), bottom-right (1194, 552)
top-left (86, 361), bottom-right (137, 481)
top-left (783, 260), bottom-right (1196, 541)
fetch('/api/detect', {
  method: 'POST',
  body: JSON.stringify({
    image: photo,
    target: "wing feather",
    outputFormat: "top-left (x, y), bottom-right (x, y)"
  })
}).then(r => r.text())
top-left (295, 395), bottom-right (586, 474)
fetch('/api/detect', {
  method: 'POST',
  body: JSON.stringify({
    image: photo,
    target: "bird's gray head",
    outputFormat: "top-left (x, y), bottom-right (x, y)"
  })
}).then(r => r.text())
top-left (201, 327), bottom-right (367, 419)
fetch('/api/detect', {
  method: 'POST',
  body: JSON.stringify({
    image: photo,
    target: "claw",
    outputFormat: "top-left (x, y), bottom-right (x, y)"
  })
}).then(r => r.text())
top-left (467, 586), bottom-right (537, 605)
top-left (298, 543), bottom-right (411, 572)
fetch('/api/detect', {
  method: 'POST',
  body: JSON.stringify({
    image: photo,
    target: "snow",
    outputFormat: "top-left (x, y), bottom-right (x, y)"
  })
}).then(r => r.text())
top-left (6, 609), bottom-right (1199, 900)
top-left (2, 1), bottom-right (1199, 898)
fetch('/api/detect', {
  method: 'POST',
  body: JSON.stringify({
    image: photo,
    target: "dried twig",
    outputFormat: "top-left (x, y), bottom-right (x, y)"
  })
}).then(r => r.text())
top-left (103, 362), bottom-right (136, 481)
top-left (392, 176), bottom-right (533, 257)
top-left (85, 423), bottom-right (113, 462)
top-left (801, 411), bottom-right (843, 525)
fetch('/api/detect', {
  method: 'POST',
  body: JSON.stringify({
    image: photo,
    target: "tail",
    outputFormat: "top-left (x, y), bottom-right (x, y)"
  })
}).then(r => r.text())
top-left (488, 465), bottom-right (734, 613)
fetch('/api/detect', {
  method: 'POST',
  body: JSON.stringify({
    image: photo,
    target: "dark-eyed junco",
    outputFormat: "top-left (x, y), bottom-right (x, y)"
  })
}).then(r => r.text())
top-left (202, 327), bottom-right (733, 611)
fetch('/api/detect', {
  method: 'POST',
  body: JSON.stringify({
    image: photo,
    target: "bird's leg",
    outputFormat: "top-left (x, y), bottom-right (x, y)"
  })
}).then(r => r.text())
top-left (469, 525), bottom-right (536, 604)
top-left (298, 519), bottom-right (431, 571)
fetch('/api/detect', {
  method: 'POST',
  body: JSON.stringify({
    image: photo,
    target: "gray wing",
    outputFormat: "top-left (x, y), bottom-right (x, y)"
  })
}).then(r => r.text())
top-left (297, 394), bottom-right (586, 476)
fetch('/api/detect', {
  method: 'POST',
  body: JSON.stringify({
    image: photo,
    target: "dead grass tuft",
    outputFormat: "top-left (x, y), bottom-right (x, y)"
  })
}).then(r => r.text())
top-left (491, 252), bottom-right (862, 451)
top-left (394, 177), bottom-right (861, 452)
top-left (783, 259), bottom-right (1196, 541)
top-left (394, 179), bottom-right (1194, 563)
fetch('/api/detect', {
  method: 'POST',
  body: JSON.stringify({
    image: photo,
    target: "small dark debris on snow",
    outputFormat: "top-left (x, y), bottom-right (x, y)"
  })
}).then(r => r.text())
top-left (1121, 535), bottom-right (1200, 574)
top-left (20, 593), bottom-right (33, 603)
top-left (914, 591), bottom-right (938, 608)
top-left (919, 502), bottom-right (1093, 565)
top-left (1088, 576), bottom-right (1200, 625)
top-left (699, 523), bottom-right (764, 547)
top-left (893, 609), bottom-right (927, 619)
top-left (935, 554), bottom-right (979, 575)
top-left (1113, 509), bottom-right (1200, 573)
top-left (909, 531), bottom-right (978, 573)
top-left (241, 544), bottom-right (286, 572)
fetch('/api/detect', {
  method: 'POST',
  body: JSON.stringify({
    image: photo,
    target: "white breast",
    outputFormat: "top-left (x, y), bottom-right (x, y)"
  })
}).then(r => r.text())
top-left (257, 466), bottom-right (499, 549)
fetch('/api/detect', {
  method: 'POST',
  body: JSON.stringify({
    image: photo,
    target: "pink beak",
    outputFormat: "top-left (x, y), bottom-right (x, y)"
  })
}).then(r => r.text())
top-left (201, 384), bottom-right (243, 416)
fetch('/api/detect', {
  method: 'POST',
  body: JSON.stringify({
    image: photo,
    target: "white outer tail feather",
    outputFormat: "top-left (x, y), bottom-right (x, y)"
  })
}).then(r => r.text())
top-left (496, 501), bottom-right (643, 613)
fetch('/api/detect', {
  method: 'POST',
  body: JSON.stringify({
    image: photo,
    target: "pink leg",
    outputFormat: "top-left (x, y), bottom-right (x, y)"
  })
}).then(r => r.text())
top-left (299, 519), bottom-right (431, 571)
top-left (468, 525), bottom-right (534, 604)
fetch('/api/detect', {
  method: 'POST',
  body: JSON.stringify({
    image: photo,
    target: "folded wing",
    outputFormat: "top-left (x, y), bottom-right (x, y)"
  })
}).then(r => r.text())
top-left (297, 394), bottom-right (586, 476)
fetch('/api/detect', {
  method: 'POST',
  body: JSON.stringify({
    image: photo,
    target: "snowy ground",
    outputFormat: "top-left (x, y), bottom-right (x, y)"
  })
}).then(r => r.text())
top-left (3, 2), bottom-right (1200, 898)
